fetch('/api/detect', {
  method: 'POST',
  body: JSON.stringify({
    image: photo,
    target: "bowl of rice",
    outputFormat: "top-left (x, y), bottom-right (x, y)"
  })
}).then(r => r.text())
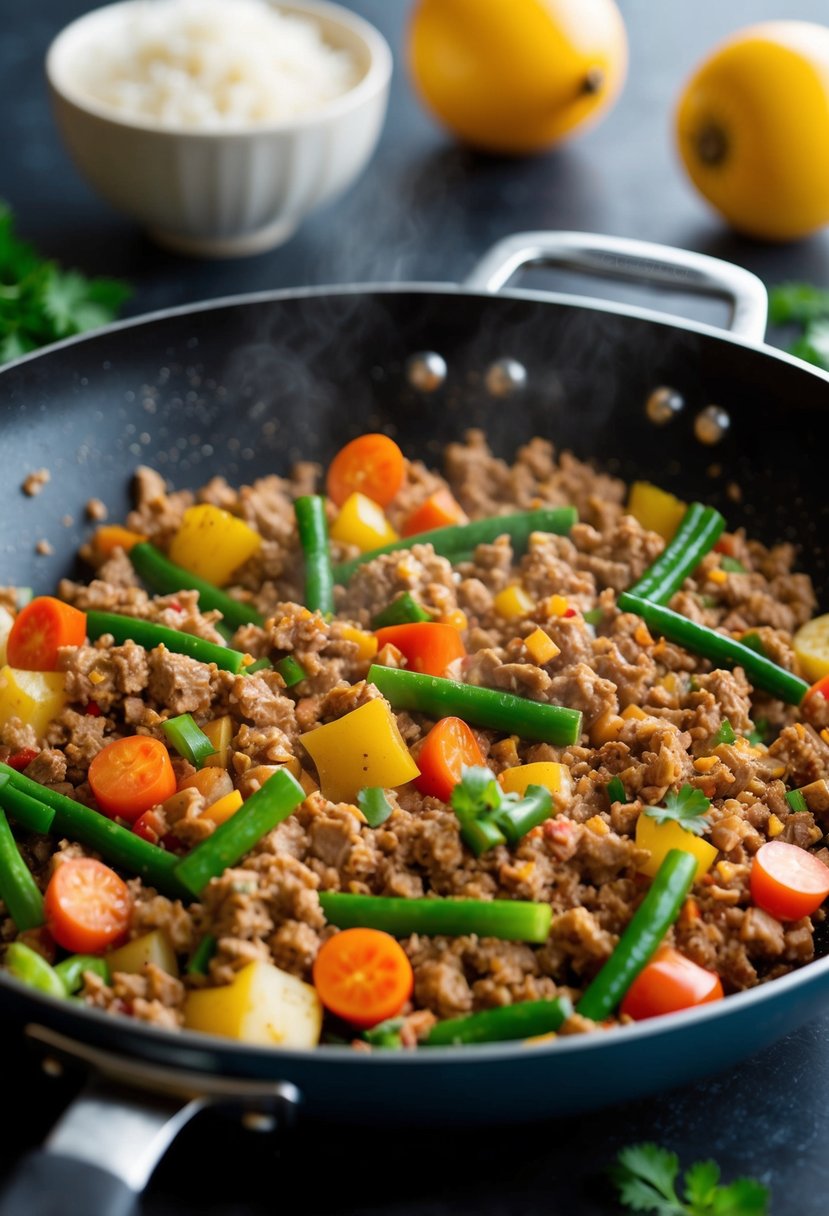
top-left (45, 0), bottom-right (392, 256)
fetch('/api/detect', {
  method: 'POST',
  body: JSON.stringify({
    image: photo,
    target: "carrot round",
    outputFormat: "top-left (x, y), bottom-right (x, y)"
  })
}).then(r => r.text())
top-left (374, 621), bottom-right (466, 677)
top-left (88, 736), bottom-right (177, 823)
top-left (750, 840), bottom-right (829, 921)
top-left (413, 716), bottom-right (484, 802)
top-left (312, 927), bottom-right (413, 1028)
top-left (44, 858), bottom-right (131, 954)
top-left (326, 434), bottom-right (405, 508)
top-left (93, 525), bottom-right (147, 558)
top-left (402, 489), bottom-right (467, 537)
top-left (619, 945), bottom-right (723, 1021)
top-left (6, 596), bottom-right (87, 671)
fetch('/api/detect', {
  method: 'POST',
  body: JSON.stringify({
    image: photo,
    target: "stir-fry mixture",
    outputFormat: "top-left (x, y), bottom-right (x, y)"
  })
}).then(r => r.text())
top-left (2, 430), bottom-right (829, 1049)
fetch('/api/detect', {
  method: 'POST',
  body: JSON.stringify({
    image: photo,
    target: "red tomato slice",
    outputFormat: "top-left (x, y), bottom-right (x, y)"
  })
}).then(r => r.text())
top-left (374, 622), bottom-right (466, 677)
top-left (44, 858), bottom-right (131, 954)
top-left (88, 736), bottom-right (177, 823)
top-left (312, 927), bottom-right (413, 1028)
top-left (620, 946), bottom-right (723, 1021)
top-left (750, 840), bottom-right (829, 920)
top-left (326, 434), bottom-right (405, 508)
top-left (6, 597), bottom-right (87, 671)
top-left (413, 716), bottom-right (483, 802)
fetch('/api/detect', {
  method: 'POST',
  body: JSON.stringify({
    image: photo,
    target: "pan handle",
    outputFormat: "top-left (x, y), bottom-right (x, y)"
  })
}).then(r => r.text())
top-left (463, 231), bottom-right (768, 344)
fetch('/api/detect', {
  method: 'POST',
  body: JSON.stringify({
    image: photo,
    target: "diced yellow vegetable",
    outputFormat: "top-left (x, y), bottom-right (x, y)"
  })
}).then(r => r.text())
top-left (621, 704), bottom-right (648, 721)
top-left (590, 710), bottom-right (624, 745)
top-left (107, 930), bottom-right (179, 978)
top-left (524, 627), bottom-right (560, 665)
top-left (442, 609), bottom-right (468, 632)
top-left (693, 755), bottom-right (718, 773)
top-left (493, 584), bottom-right (534, 619)
top-left (329, 492), bottom-right (398, 552)
top-left (168, 504), bottom-right (262, 586)
top-left (0, 606), bottom-right (14, 667)
top-left (794, 613), bottom-right (829, 682)
top-left (707, 567), bottom-right (728, 586)
top-left (203, 789), bottom-right (243, 825)
top-left (635, 813), bottom-right (718, 881)
top-left (0, 667), bottom-right (66, 739)
top-left (340, 625), bottom-right (379, 662)
top-left (545, 594), bottom-right (570, 617)
top-left (202, 715), bottom-right (233, 768)
top-left (767, 814), bottom-right (785, 838)
top-left (499, 761), bottom-right (571, 802)
top-left (628, 481), bottom-right (687, 542)
top-left (585, 814), bottom-right (610, 836)
top-left (183, 960), bottom-right (322, 1047)
top-left (300, 697), bottom-right (419, 803)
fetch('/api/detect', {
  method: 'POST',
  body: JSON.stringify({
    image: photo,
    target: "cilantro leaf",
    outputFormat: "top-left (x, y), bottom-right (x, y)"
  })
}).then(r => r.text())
top-left (769, 281), bottom-right (829, 325)
top-left (450, 765), bottom-right (507, 818)
top-left (684, 1160), bottom-right (721, 1208)
top-left (708, 1179), bottom-right (769, 1216)
top-left (356, 787), bottom-right (394, 828)
top-left (612, 1144), bottom-right (769, 1216)
top-left (645, 785), bottom-right (711, 836)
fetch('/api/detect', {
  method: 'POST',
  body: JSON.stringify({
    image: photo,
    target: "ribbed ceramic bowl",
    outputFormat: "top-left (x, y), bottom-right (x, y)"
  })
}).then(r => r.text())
top-left (45, 0), bottom-right (392, 257)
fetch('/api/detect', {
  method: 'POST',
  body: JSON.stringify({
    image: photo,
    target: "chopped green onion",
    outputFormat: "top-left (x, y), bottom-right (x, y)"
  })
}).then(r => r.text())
top-left (712, 719), bottom-right (736, 747)
top-left (275, 656), bottom-right (306, 688)
top-left (319, 891), bottom-right (552, 943)
top-left (454, 810), bottom-right (507, 857)
top-left (627, 505), bottom-right (725, 605)
top-left (243, 657), bottom-right (273, 676)
top-left (175, 769), bottom-right (305, 896)
top-left (86, 610), bottom-right (248, 675)
top-left (367, 665), bottom-right (583, 747)
top-left (607, 776), bottom-right (626, 805)
top-left (54, 954), bottom-right (110, 994)
top-left (357, 787), bottom-right (394, 828)
top-left (162, 714), bottom-right (214, 768)
top-left (5, 942), bottom-right (66, 998)
top-left (740, 632), bottom-right (767, 657)
top-left (129, 542), bottom-right (264, 630)
top-left (583, 608), bottom-right (604, 626)
top-left (364, 1017), bottom-right (406, 1048)
top-left (786, 789), bottom-right (808, 813)
top-left (187, 934), bottom-right (218, 976)
top-left (371, 594), bottom-right (432, 628)
top-left (424, 995), bottom-right (573, 1047)
top-left (495, 785), bottom-right (552, 845)
top-left (720, 556), bottom-right (746, 573)
top-left (576, 849), bottom-right (697, 1021)
top-left (295, 495), bottom-right (334, 617)
top-left (333, 507), bottom-right (578, 584)
top-left (0, 796), bottom-right (45, 930)
top-left (616, 594), bottom-right (810, 705)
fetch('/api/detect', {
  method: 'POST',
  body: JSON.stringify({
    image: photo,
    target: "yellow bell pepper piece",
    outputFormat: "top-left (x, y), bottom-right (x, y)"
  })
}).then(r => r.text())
top-left (635, 812), bottom-right (717, 881)
top-left (0, 606), bottom-right (14, 667)
top-left (499, 761), bottom-right (571, 801)
top-left (203, 788), bottom-right (243, 826)
top-left (183, 960), bottom-right (322, 1047)
top-left (524, 627), bottom-right (560, 665)
top-left (0, 666), bottom-right (66, 739)
top-left (493, 584), bottom-right (534, 619)
top-left (107, 930), bottom-right (179, 978)
top-left (590, 710), bottom-right (625, 746)
top-left (202, 715), bottom-right (234, 768)
top-left (584, 814), bottom-right (610, 836)
top-left (168, 504), bottom-right (261, 586)
top-left (329, 492), bottom-right (398, 552)
top-left (300, 697), bottom-right (419, 803)
top-left (340, 625), bottom-right (379, 662)
top-left (545, 595), bottom-right (570, 617)
top-left (628, 481), bottom-right (687, 542)
top-left (794, 612), bottom-right (829, 682)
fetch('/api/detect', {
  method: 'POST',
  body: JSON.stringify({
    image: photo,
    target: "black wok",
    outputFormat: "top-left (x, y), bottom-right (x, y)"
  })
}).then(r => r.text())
top-left (0, 232), bottom-right (827, 1216)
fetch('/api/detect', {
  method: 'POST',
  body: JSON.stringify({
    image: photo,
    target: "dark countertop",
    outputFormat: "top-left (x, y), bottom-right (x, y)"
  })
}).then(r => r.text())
top-left (3, 1), bottom-right (829, 1212)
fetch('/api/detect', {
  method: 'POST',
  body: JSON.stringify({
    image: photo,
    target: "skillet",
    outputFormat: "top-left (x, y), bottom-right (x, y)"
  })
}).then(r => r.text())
top-left (0, 231), bottom-right (828, 1216)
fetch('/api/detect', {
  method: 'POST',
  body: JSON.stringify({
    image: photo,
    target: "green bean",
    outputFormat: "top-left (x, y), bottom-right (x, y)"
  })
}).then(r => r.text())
top-left (0, 796), bottom-right (45, 930)
top-left (275, 656), bottom-right (306, 687)
top-left (371, 594), bottom-right (432, 628)
top-left (295, 496), bottom-right (334, 616)
top-left (86, 610), bottom-right (248, 675)
top-left (616, 593), bottom-right (810, 704)
top-left (576, 849), bottom-right (697, 1021)
top-left (162, 714), bottom-right (214, 768)
top-left (129, 542), bottom-right (264, 630)
top-left (424, 995), bottom-right (573, 1046)
top-left (175, 769), bottom-right (304, 896)
top-left (367, 664), bottom-right (583, 746)
top-left (333, 507), bottom-right (578, 583)
top-left (0, 782), bottom-right (55, 835)
top-left (627, 504), bottom-right (725, 604)
top-left (187, 934), bottom-right (218, 976)
top-left (5, 942), bottom-right (66, 998)
top-left (54, 954), bottom-right (111, 994)
top-left (606, 776), bottom-right (626, 805)
top-left (319, 892), bottom-right (552, 943)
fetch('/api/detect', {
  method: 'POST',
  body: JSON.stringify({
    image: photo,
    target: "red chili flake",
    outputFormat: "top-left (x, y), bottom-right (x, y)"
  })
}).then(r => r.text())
top-left (84, 701), bottom-right (102, 717)
top-left (168, 601), bottom-right (183, 613)
top-left (563, 608), bottom-right (577, 618)
top-left (6, 748), bottom-right (38, 771)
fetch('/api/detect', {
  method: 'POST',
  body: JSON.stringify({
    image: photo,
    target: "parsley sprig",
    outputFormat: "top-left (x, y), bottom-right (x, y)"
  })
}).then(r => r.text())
top-left (612, 1142), bottom-right (768, 1215)
top-left (0, 203), bottom-right (130, 363)
top-left (644, 785), bottom-right (711, 837)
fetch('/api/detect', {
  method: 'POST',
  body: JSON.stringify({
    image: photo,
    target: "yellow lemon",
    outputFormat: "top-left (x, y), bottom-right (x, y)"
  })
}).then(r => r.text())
top-left (407, 0), bottom-right (627, 156)
top-left (676, 22), bottom-right (829, 241)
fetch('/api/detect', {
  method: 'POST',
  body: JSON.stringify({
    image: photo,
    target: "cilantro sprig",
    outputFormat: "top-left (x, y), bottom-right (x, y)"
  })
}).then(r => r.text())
top-left (644, 785), bottom-right (711, 837)
top-left (0, 203), bottom-right (130, 363)
top-left (451, 765), bottom-right (552, 855)
top-left (769, 281), bottom-right (829, 370)
top-left (611, 1142), bottom-right (768, 1215)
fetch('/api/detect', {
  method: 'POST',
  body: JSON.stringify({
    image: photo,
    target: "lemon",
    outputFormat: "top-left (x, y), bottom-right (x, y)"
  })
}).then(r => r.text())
top-left (407, 0), bottom-right (627, 156)
top-left (794, 614), bottom-right (829, 682)
top-left (676, 22), bottom-right (829, 241)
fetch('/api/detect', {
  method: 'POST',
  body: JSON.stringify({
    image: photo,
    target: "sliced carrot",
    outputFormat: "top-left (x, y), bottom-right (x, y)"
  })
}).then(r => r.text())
top-left (312, 927), bottom-right (413, 1028)
top-left (413, 716), bottom-right (483, 802)
top-left (44, 858), bottom-right (131, 954)
top-left (326, 434), bottom-right (405, 508)
top-left (620, 946), bottom-right (723, 1021)
top-left (402, 488), bottom-right (467, 536)
top-left (750, 840), bottom-right (829, 920)
top-left (93, 526), bottom-right (147, 558)
top-left (89, 736), bottom-right (177, 823)
top-left (6, 596), bottom-right (87, 672)
top-left (374, 621), bottom-right (466, 677)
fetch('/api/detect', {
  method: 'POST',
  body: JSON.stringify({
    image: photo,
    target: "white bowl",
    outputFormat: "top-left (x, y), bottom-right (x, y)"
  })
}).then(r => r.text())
top-left (46, 0), bottom-right (392, 257)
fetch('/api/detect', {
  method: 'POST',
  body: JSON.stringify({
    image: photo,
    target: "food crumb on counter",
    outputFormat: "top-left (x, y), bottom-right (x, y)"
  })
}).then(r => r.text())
top-left (22, 468), bottom-right (50, 496)
top-left (35, 538), bottom-right (54, 555)
top-left (85, 498), bottom-right (108, 522)
top-left (61, 515), bottom-right (74, 528)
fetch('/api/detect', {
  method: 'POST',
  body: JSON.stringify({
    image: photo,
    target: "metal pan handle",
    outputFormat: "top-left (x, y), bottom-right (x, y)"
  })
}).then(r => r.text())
top-left (464, 231), bottom-right (768, 344)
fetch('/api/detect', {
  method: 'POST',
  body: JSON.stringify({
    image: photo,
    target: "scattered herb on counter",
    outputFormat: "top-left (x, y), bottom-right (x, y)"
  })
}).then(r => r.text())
top-left (644, 785), bottom-right (712, 836)
top-left (769, 281), bottom-right (829, 370)
top-left (611, 1141), bottom-right (769, 1215)
top-left (0, 203), bottom-right (131, 363)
